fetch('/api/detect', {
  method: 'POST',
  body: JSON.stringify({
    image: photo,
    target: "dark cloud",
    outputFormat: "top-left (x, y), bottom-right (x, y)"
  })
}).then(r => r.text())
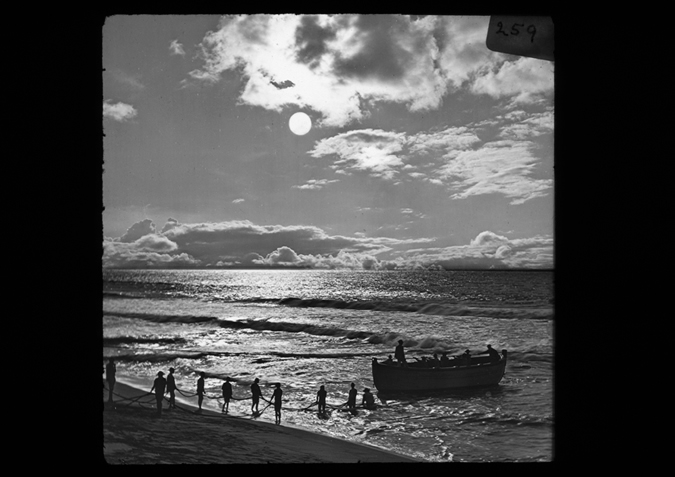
top-left (332, 15), bottom-right (414, 82)
top-left (294, 15), bottom-right (338, 68)
top-left (270, 79), bottom-right (295, 89)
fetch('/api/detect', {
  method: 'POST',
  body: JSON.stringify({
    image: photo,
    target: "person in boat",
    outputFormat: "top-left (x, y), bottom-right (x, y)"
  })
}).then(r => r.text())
top-left (362, 388), bottom-right (376, 410)
top-left (221, 377), bottom-right (233, 413)
top-left (479, 344), bottom-right (502, 363)
top-left (105, 359), bottom-right (116, 404)
top-left (462, 350), bottom-right (472, 366)
top-left (167, 367), bottom-right (177, 409)
top-left (440, 352), bottom-right (451, 366)
top-left (250, 378), bottom-right (262, 414)
top-left (347, 382), bottom-right (357, 413)
top-left (394, 340), bottom-right (407, 366)
top-left (150, 371), bottom-right (167, 416)
top-left (196, 372), bottom-right (206, 411)
top-left (384, 355), bottom-right (394, 364)
top-left (431, 353), bottom-right (441, 367)
top-left (272, 383), bottom-right (283, 424)
top-left (316, 385), bottom-right (327, 415)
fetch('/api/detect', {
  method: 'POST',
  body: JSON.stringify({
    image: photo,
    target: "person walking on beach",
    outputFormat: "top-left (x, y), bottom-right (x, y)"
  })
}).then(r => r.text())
top-left (316, 385), bottom-right (327, 415)
top-left (395, 339), bottom-right (407, 366)
top-left (362, 388), bottom-right (376, 410)
top-left (272, 383), bottom-right (283, 424)
top-left (196, 372), bottom-right (206, 412)
top-left (221, 377), bottom-right (233, 413)
top-left (250, 378), bottom-right (262, 415)
top-left (347, 382), bottom-right (358, 414)
top-left (167, 367), bottom-right (177, 409)
top-left (105, 359), bottom-right (116, 403)
top-left (150, 371), bottom-right (167, 416)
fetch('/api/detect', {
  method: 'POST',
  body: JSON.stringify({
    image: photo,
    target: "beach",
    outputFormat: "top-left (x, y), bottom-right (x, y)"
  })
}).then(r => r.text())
top-left (103, 380), bottom-right (421, 464)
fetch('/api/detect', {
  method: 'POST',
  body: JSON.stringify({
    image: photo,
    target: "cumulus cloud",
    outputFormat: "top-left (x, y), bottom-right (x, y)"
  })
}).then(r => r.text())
top-left (396, 231), bottom-right (553, 269)
top-left (187, 15), bottom-right (552, 128)
top-left (169, 39), bottom-right (186, 56)
top-left (103, 100), bottom-right (138, 122)
top-left (471, 57), bottom-right (554, 103)
top-left (232, 198), bottom-right (245, 203)
top-left (102, 218), bottom-right (551, 270)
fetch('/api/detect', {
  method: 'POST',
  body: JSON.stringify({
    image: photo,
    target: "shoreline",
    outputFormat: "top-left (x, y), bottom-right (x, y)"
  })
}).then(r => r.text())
top-left (103, 379), bottom-right (423, 464)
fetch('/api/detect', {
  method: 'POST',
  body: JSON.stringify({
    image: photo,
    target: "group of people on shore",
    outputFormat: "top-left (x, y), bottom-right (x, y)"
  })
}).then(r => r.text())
top-left (105, 359), bottom-right (374, 422)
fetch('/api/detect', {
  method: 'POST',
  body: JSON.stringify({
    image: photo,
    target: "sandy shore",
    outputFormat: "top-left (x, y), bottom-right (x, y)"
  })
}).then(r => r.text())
top-left (103, 379), bottom-right (422, 464)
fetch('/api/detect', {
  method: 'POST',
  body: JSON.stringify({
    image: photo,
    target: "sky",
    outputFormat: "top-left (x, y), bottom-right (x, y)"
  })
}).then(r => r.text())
top-left (102, 14), bottom-right (554, 270)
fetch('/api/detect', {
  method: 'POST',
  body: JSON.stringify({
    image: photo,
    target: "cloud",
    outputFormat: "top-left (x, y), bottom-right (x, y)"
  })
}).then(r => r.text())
top-left (232, 198), bottom-right (245, 203)
top-left (310, 124), bottom-right (551, 204)
top-left (170, 39), bottom-right (186, 56)
top-left (471, 57), bottom-right (554, 103)
top-left (396, 231), bottom-right (553, 269)
top-left (103, 100), bottom-right (138, 122)
top-left (116, 218), bottom-right (155, 242)
top-left (437, 140), bottom-right (553, 204)
top-left (103, 219), bottom-right (551, 270)
top-left (188, 15), bottom-right (550, 128)
top-left (309, 129), bottom-right (407, 179)
top-left (292, 179), bottom-right (339, 190)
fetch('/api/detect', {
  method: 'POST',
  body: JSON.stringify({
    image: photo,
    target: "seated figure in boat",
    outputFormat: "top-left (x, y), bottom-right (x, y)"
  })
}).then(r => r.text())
top-left (462, 350), bottom-right (472, 366)
top-left (477, 344), bottom-right (502, 363)
top-left (383, 355), bottom-right (394, 364)
top-left (440, 352), bottom-right (451, 366)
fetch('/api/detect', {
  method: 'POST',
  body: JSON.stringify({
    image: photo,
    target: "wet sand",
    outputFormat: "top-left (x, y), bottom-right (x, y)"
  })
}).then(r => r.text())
top-left (103, 380), bottom-right (422, 464)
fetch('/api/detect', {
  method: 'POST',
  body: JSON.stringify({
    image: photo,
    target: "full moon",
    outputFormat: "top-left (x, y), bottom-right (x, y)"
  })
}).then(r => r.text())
top-left (289, 112), bottom-right (312, 135)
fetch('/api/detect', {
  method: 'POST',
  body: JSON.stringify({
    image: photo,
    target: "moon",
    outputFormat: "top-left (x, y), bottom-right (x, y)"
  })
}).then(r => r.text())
top-left (289, 112), bottom-right (312, 136)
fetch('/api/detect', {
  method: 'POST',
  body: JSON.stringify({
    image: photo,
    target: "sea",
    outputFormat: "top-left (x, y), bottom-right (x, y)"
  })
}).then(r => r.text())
top-left (102, 268), bottom-right (554, 463)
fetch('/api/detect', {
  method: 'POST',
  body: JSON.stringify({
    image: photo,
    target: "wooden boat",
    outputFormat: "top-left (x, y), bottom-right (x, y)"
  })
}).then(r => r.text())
top-left (371, 351), bottom-right (507, 392)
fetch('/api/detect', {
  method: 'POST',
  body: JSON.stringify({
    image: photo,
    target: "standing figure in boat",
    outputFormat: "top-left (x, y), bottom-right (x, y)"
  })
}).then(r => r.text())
top-left (394, 340), bottom-right (407, 366)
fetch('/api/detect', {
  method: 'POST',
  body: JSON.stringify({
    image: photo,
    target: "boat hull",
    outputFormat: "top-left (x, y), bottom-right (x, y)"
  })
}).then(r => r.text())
top-left (371, 356), bottom-right (506, 392)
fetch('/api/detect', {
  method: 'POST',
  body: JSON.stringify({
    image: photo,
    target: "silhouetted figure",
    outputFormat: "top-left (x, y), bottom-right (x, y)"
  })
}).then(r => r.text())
top-left (440, 352), bottom-right (451, 366)
top-left (362, 388), bottom-right (376, 410)
top-left (150, 371), bottom-right (167, 416)
top-left (316, 385), bottom-right (327, 415)
top-left (485, 344), bottom-right (501, 363)
top-left (167, 367), bottom-right (177, 409)
top-left (347, 383), bottom-right (357, 413)
top-left (462, 350), bottom-right (472, 366)
top-left (431, 353), bottom-right (440, 367)
top-left (272, 383), bottom-right (283, 424)
top-left (106, 359), bottom-right (116, 403)
top-left (196, 372), bottom-right (206, 411)
top-left (384, 355), bottom-right (394, 364)
top-left (251, 378), bottom-right (262, 414)
top-left (394, 340), bottom-right (406, 366)
top-left (222, 377), bottom-right (233, 413)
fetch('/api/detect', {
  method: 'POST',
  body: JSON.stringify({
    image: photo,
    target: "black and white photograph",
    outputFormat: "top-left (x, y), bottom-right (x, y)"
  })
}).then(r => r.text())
top-left (102, 14), bottom-right (554, 463)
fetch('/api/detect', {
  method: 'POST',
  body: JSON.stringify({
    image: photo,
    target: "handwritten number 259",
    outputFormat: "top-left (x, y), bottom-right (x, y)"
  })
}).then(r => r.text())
top-left (496, 22), bottom-right (537, 42)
